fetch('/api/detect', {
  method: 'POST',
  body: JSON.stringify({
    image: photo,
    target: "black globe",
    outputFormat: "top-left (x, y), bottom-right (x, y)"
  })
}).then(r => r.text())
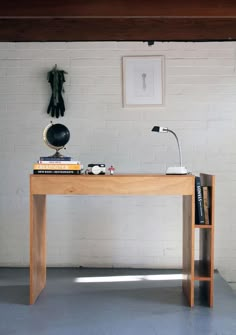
top-left (43, 123), bottom-right (70, 152)
top-left (46, 124), bottom-right (70, 148)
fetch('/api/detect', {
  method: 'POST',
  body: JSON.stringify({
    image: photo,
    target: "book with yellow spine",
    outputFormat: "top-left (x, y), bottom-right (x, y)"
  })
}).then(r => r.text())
top-left (33, 163), bottom-right (81, 170)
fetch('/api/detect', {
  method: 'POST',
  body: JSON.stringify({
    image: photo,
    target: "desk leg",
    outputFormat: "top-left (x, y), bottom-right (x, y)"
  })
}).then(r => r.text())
top-left (182, 195), bottom-right (194, 307)
top-left (30, 194), bottom-right (46, 304)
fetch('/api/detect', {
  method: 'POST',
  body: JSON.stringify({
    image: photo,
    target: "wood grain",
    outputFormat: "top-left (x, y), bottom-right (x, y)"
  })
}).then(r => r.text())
top-left (30, 194), bottom-right (46, 305)
top-left (29, 173), bottom-right (215, 307)
top-left (1, 0), bottom-right (236, 17)
top-left (1, 1), bottom-right (236, 41)
top-left (182, 194), bottom-right (195, 307)
top-left (30, 174), bottom-right (194, 195)
top-left (1, 18), bottom-right (236, 41)
top-left (199, 173), bottom-right (215, 307)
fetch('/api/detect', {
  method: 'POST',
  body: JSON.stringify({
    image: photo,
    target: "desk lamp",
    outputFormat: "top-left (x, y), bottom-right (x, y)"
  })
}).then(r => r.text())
top-left (152, 126), bottom-right (188, 175)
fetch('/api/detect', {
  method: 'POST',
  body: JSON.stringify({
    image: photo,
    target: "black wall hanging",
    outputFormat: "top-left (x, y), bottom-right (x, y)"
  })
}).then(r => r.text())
top-left (47, 64), bottom-right (67, 118)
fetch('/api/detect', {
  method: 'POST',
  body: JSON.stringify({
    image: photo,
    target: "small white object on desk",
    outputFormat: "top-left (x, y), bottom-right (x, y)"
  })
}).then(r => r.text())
top-left (108, 165), bottom-right (115, 175)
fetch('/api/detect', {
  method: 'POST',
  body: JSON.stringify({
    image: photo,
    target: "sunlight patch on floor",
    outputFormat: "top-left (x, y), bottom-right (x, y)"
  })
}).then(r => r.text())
top-left (74, 273), bottom-right (183, 283)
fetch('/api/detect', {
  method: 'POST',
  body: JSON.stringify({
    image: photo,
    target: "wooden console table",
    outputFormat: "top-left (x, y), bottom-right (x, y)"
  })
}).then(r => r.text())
top-left (30, 173), bottom-right (215, 307)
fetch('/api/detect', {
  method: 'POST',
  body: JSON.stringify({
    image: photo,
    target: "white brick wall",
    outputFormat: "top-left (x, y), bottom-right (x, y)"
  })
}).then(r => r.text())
top-left (0, 41), bottom-right (236, 282)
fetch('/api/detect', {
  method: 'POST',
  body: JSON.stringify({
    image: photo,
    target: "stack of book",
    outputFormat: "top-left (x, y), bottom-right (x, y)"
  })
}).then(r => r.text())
top-left (195, 176), bottom-right (211, 225)
top-left (33, 156), bottom-right (83, 175)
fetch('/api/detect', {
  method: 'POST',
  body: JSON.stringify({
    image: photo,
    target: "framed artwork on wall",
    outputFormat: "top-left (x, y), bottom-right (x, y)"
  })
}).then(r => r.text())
top-left (122, 56), bottom-right (164, 107)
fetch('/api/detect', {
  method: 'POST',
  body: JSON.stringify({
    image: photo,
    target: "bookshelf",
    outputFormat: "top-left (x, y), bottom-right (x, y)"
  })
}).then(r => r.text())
top-left (194, 173), bottom-right (215, 307)
top-left (29, 173), bottom-right (215, 307)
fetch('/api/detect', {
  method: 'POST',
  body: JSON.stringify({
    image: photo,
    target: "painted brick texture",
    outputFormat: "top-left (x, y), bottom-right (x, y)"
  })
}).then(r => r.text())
top-left (0, 41), bottom-right (235, 282)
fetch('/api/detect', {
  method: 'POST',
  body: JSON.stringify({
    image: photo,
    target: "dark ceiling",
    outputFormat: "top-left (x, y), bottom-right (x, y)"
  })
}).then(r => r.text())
top-left (1, 0), bottom-right (236, 41)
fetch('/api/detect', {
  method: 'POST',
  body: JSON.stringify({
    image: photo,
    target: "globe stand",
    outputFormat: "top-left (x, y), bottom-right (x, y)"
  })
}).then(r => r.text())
top-left (48, 149), bottom-right (65, 158)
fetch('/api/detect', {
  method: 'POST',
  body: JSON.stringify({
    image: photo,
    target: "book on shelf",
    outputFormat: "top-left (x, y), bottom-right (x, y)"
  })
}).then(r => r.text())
top-left (33, 170), bottom-right (81, 175)
top-left (202, 186), bottom-right (210, 225)
top-left (38, 160), bottom-right (80, 164)
top-left (39, 156), bottom-right (72, 161)
top-left (195, 176), bottom-right (205, 224)
top-left (33, 163), bottom-right (82, 171)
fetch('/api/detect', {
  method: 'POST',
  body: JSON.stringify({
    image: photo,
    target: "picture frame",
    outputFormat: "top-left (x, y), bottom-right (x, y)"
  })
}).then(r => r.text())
top-left (122, 56), bottom-right (164, 107)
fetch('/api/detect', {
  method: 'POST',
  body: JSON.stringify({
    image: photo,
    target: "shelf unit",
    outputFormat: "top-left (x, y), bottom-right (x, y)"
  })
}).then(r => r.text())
top-left (194, 173), bottom-right (215, 307)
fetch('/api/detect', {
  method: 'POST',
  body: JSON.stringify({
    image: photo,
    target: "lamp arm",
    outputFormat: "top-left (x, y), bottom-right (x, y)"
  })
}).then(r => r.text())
top-left (168, 129), bottom-right (183, 167)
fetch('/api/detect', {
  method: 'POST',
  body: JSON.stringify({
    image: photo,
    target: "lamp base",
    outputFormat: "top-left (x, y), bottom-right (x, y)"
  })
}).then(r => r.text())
top-left (166, 166), bottom-right (188, 175)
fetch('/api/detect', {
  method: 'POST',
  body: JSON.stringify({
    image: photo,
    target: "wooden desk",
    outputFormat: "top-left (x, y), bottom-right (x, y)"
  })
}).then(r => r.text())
top-left (30, 173), bottom-right (215, 307)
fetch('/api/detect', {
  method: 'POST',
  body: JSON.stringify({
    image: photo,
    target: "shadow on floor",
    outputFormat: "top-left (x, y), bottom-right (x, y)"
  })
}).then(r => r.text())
top-left (0, 285), bottom-right (29, 305)
top-left (0, 283), bottom-right (187, 307)
top-left (77, 285), bottom-right (188, 307)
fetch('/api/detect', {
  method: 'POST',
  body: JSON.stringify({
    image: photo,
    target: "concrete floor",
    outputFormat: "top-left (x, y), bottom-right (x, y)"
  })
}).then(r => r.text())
top-left (229, 282), bottom-right (236, 292)
top-left (0, 268), bottom-right (236, 335)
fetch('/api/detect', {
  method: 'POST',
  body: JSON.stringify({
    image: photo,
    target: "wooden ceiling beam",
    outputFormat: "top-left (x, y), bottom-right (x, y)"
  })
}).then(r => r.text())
top-left (1, 0), bottom-right (236, 17)
top-left (1, 18), bottom-right (236, 42)
top-left (1, 1), bottom-right (236, 41)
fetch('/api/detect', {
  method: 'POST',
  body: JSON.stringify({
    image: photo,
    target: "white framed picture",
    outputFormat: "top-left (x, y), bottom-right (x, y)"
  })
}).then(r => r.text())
top-left (122, 56), bottom-right (164, 107)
